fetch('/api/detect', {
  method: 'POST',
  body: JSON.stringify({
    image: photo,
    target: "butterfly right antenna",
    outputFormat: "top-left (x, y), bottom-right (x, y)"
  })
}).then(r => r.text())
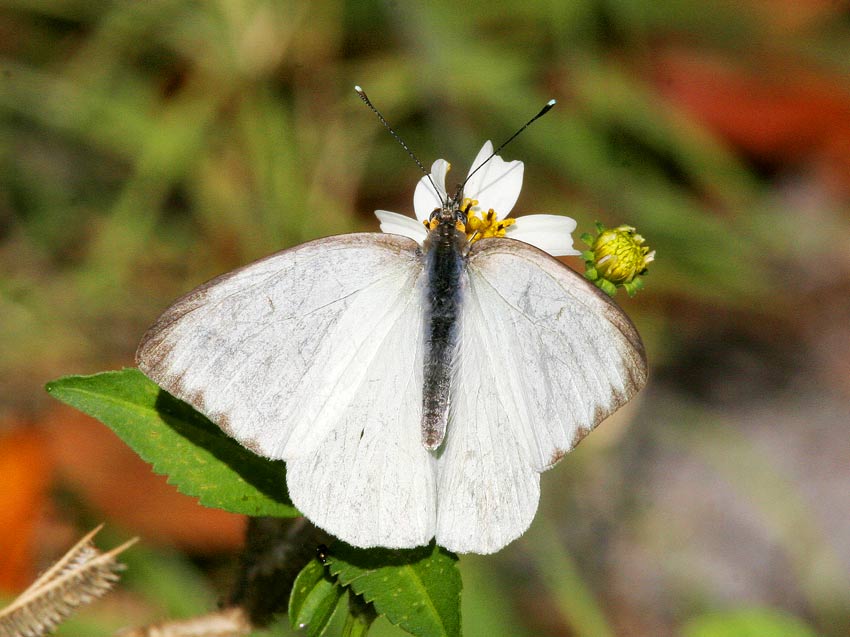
top-left (460, 99), bottom-right (556, 194)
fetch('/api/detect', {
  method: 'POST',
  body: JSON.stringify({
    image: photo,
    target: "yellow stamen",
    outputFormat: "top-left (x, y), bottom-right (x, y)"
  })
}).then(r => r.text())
top-left (462, 200), bottom-right (514, 243)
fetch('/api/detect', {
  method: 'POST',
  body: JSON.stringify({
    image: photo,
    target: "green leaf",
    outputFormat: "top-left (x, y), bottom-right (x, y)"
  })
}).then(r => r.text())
top-left (289, 559), bottom-right (345, 636)
top-left (623, 277), bottom-right (643, 297)
top-left (46, 369), bottom-right (296, 517)
top-left (682, 608), bottom-right (819, 637)
top-left (326, 543), bottom-right (461, 637)
top-left (597, 279), bottom-right (617, 297)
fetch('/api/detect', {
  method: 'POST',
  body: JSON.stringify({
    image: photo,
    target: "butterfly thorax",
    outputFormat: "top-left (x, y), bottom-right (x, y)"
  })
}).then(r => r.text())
top-left (421, 202), bottom-right (467, 451)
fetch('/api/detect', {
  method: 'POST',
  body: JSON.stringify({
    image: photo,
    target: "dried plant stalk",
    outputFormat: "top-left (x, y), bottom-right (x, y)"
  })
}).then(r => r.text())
top-left (0, 526), bottom-right (137, 637)
top-left (116, 607), bottom-right (252, 637)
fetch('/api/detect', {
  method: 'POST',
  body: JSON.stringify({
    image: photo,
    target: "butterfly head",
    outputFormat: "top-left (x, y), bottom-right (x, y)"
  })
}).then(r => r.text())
top-left (425, 188), bottom-right (471, 236)
top-left (425, 188), bottom-right (516, 246)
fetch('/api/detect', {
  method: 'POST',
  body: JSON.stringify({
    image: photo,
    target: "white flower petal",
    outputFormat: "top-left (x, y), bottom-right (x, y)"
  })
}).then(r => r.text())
top-left (375, 210), bottom-right (428, 244)
top-left (463, 141), bottom-right (524, 219)
top-left (505, 214), bottom-right (580, 256)
top-left (466, 140), bottom-right (494, 176)
top-left (413, 159), bottom-right (449, 221)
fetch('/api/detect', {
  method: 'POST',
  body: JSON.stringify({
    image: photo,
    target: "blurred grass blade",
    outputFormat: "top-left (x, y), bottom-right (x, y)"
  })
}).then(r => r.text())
top-left (524, 518), bottom-right (616, 637)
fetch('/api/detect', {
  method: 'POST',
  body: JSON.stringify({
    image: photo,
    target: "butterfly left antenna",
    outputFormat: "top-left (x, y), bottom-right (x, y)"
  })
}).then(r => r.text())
top-left (354, 86), bottom-right (442, 201)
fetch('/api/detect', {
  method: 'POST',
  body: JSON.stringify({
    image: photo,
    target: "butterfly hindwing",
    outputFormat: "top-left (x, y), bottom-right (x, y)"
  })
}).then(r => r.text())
top-left (285, 285), bottom-right (436, 548)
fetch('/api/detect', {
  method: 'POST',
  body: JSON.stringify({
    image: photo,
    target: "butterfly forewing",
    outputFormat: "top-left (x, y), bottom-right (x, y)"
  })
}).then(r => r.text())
top-left (433, 238), bottom-right (646, 553)
top-left (136, 233), bottom-right (438, 547)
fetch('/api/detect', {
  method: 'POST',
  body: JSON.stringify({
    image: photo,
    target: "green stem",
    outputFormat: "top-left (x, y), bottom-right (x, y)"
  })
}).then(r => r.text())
top-left (342, 592), bottom-right (376, 637)
top-left (524, 517), bottom-right (616, 637)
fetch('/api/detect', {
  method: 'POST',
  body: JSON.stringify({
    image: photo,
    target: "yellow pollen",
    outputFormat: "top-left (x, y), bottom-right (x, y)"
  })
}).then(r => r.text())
top-left (463, 199), bottom-right (514, 243)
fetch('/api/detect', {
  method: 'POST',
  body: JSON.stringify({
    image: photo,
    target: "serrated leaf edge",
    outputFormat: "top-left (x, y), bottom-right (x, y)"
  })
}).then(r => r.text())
top-left (46, 374), bottom-right (297, 516)
top-left (329, 559), bottom-right (453, 637)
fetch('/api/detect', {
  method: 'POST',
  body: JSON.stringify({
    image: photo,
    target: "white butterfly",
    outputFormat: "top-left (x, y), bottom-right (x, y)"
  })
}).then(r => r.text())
top-left (136, 140), bottom-right (647, 554)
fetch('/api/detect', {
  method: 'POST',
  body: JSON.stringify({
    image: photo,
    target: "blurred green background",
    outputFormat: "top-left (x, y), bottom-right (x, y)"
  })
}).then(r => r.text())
top-left (2, 0), bottom-right (849, 635)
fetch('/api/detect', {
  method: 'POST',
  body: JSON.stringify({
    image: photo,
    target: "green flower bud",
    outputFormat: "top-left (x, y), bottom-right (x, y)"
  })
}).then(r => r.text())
top-left (582, 223), bottom-right (654, 297)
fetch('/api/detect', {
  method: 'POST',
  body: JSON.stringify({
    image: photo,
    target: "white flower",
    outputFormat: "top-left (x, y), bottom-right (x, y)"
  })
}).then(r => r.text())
top-left (375, 141), bottom-right (580, 257)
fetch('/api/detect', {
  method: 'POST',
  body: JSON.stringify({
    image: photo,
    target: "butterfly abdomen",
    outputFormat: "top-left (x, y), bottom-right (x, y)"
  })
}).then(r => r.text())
top-left (421, 219), bottom-right (467, 451)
